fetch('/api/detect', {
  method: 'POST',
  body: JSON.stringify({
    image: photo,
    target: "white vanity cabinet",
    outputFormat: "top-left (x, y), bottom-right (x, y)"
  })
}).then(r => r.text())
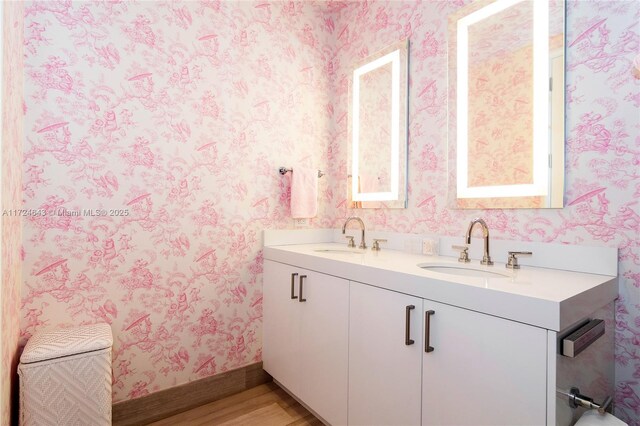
top-left (347, 281), bottom-right (547, 426)
top-left (349, 282), bottom-right (423, 426)
top-left (262, 260), bottom-right (349, 426)
top-left (262, 238), bottom-right (617, 426)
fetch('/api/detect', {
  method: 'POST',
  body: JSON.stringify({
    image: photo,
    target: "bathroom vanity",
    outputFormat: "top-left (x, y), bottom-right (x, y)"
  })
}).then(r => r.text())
top-left (262, 230), bottom-right (618, 425)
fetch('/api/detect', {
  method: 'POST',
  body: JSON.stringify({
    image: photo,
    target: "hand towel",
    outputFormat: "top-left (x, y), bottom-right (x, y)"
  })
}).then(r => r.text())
top-left (291, 167), bottom-right (318, 218)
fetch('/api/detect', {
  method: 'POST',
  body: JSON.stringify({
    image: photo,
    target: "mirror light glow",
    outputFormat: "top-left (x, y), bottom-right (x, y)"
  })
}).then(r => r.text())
top-left (456, 0), bottom-right (550, 199)
top-left (352, 50), bottom-right (400, 202)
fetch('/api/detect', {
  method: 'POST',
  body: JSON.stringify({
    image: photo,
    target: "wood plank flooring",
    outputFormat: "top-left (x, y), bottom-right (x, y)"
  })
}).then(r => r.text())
top-left (114, 363), bottom-right (271, 426)
top-left (146, 382), bottom-right (323, 426)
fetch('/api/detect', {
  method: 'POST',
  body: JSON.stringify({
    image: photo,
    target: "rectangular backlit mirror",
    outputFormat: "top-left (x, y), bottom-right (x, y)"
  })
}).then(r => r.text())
top-left (348, 40), bottom-right (409, 209)
top-left (449, 0), bottom-right (565, 209)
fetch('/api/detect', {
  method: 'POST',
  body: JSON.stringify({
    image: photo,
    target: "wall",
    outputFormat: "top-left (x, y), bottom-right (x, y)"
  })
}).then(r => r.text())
top-left (21, 0), bottom-right (334, 403)
top-left (1, 1), bottom-right (24, 424)
top-left (18, 0), bottom-right (640, 421)
top-left (327, 0), bottom-right (639, 423)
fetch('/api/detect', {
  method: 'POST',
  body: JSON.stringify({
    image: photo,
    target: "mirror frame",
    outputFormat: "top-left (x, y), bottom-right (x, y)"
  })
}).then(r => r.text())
top-left (348, 39), bottom-right (409, 209)
top-left (448, 0), bottom-right (565, 209)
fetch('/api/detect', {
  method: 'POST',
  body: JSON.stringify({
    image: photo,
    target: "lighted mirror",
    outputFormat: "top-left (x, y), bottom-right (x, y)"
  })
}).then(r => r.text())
top-left (448, 0), bottom-right (565, 209)
top-left (348, 40), bottom-right (408, 209)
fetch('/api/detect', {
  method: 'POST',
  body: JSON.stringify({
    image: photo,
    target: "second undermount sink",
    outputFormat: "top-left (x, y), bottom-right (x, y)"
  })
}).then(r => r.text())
top-left (418, 263), bottom-right (510, 278)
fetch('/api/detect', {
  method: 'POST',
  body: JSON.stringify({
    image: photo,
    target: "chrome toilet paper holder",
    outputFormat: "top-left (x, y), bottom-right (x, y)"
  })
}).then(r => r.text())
top-left (568, 387), bottom-right (613, 414)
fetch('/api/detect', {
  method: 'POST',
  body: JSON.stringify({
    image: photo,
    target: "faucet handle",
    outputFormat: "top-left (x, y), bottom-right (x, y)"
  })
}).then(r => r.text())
top-left (506, 251), bottom-right (532, 269)
top-left (371, 239), bottom-right (387, 251)
top-left (345, 236), bottom-right (355, 248)
top-left (452, 245), bottom-right (471, 263)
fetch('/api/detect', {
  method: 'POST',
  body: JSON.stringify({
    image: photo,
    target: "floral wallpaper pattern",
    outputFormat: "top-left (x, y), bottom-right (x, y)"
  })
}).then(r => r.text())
top-left (21, 0), bottom-right (333, 403)
top-left (467, 41), bottom-right (535, 188)
top-left (326, 0), bottom-right (639, 423)
top-left (17, 0), bottom-right (640, 423)
top-left (2, 1), bottom-right (24, 424)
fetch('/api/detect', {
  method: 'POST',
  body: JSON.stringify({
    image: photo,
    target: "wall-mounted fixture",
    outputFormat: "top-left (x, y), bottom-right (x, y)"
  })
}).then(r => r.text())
top-left (348, 39), bottom-right (409, 209)
top-left (448, 0), bottom-right (565, 209)
top-left (279, 167), bottom-right (324, 178)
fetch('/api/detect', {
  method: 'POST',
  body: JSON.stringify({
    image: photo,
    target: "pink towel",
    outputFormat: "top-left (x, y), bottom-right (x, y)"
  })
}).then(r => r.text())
top-left (291, 168), bottom-right (318, 218)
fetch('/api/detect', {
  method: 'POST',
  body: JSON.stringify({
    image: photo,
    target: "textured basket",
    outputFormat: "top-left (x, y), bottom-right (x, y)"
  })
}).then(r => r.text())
top-left (18, 324), bottom-right (113, 426)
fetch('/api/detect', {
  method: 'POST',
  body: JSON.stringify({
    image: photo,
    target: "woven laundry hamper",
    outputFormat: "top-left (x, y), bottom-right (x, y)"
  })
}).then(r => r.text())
top-left (18, 323), bottom-right (113, 426)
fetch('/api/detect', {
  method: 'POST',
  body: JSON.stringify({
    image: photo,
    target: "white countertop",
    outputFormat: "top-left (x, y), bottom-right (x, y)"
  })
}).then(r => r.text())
top-left (263, 243), bottom-right (618, 331)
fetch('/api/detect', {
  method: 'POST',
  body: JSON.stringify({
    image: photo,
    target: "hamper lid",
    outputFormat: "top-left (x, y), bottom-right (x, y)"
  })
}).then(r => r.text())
top-left (21, 323), bottom-right (113, 364)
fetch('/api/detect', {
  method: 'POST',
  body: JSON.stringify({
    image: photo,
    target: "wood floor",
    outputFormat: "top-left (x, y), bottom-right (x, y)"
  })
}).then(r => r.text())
top-left (146, 382), bottom-right (323, 426)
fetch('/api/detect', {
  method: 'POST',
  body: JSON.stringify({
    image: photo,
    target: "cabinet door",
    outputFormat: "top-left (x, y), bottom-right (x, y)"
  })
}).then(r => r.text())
top-left (297, 269), bottom-right (349, 426)
top-left (349, 282), bottom-right (423, 426)
top-left (263, 261), bottom-right (349, 426)
top-left (422, 300), bottom-right (547, 426)
top-left (263, 260), bottom-right (301, 395)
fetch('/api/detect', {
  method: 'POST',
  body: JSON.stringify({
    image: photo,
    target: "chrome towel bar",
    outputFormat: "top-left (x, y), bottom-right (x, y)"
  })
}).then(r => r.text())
top-left (279, 167), bottom-right (324, 178)
top-left (561, 318), bottom-right (605, 358)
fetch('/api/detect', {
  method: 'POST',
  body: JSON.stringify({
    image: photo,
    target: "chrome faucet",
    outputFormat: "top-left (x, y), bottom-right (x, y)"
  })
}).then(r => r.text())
top-left (465, 218), bottom-right (493, 266)
top-left (342, 216), bottom-right (367, 249)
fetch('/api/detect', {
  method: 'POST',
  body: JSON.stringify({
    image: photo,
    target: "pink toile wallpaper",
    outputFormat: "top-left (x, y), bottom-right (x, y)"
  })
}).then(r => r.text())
top-left (2, 1), bottom-right (24, 424)
top-left (16, 0), bottom-right (640, 423)
top-left (326, 0), bottom-right (639, 423)
top-left (466, 41), bottom-right (535, 188)
top-left (21, 0), bottom-right (334, 403)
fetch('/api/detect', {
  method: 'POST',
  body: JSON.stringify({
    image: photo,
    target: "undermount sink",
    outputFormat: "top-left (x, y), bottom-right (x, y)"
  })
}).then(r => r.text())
top-left (418, 263), bottom-right (510, 278)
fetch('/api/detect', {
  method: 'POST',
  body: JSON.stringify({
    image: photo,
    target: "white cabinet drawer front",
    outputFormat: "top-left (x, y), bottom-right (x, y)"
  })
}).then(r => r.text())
top-left (349, 281), bottom-right (423, 426)
top-left (263, 260), bottom-right (349, 426)
top-left (422, 300), bottom-right (547, 426)
top-left (263, 260), bottom-right (302, 395)
top-left (298, 269), bottom-right (349, 426)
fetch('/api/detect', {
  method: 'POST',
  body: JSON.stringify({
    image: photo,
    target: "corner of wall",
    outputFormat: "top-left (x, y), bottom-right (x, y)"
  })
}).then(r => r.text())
top-left (1, 1), bottom-right (24, 424)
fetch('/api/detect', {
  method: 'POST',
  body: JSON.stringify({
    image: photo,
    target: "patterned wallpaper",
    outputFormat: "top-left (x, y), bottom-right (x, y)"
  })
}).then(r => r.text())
top-left (1, 1), bottom-right (24, 424)
top-left (327, 1), bottom-right (639, 423)
top-left (17, 0), bottom-right (640, 423)
top-left (467, 42), bottom-right (535, 188)
top-left (21, 0), bottom-right (334, 403)
top-left (465, 42), bottom-right (541, 206)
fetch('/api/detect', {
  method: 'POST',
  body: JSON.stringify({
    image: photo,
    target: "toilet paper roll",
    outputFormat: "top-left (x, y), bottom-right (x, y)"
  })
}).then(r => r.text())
top-left (575, 409), bottom-right (628, 426)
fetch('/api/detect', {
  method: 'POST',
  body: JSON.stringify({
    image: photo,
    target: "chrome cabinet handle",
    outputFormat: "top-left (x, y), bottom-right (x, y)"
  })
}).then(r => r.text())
top-left (425, 310), bottom-right (435, 353)
top-left (405, 305), bottom-right (415, 345)
top-left (290, 273), bottom-right (298, 299)
top-left (299, 275), bottom-right (307, 302)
